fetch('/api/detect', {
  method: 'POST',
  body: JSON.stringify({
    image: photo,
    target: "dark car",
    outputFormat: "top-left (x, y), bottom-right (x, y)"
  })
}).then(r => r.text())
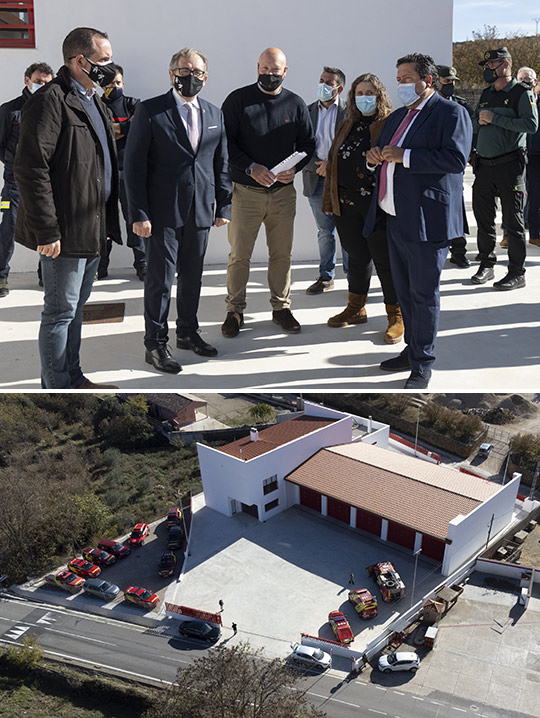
top-left (83, 578), bottom-right (120, 601)
top-left (166, 507), bottom-right (182, 529)
top-left (167, 524), bottom-right (184, 550)
top-left (158, 551), bottom-right (177, 577)
top-left (97, 539), bottom-right (131, 559)
top-left (178, 619), bottom-right (221, 643)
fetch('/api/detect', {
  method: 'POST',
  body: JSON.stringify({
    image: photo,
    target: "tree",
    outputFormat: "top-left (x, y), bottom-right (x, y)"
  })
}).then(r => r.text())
top-left (248, 404), bottom-right (276, 424)
top-left (144, 643), bottom-right (326, 718)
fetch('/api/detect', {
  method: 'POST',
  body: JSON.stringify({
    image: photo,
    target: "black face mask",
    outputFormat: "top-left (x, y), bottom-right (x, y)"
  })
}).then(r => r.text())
top-left (104, 86), bottom-right (123, 102)
top-left (174, 74), bottom-right (204, 98)
top-left (441, 83), bottom-right (455, 98)
top-left (258, 73), bottom-right (283, 92)
top-left (521, 80), bottom-right (534, 89)
top-left (83, 57), bottom-right (117, 88)
top-left (483, 67), bottom-right (498, 84)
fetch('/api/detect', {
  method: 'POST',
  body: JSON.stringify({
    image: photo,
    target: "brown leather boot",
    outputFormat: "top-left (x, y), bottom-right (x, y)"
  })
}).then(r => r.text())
top-left (327, 293), bottom-right (367, 327)
top-left (384, 304), bottom-right (404, 344)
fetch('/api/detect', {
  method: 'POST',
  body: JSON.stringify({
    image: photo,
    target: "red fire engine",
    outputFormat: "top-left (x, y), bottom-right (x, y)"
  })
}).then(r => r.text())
top-left (366, 561), bottom-right (406, 601)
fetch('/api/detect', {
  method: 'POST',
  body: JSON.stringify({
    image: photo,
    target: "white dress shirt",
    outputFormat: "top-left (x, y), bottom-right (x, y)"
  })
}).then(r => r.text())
top-left (315, 98), bottom-right (339, 161)
top-left (173, 89), bottom-right (201, 148)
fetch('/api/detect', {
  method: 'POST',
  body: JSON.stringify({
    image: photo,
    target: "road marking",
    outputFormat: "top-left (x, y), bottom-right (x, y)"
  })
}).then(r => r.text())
top-left (4, 625), bottom-right (30, 641)
top-left (393, 691), bottom-right (405, 695)
top-left (43, 649), bottom-right (174, 685)
top-left (43, 627), bottom-right (114, 646)
top-left (431, 701), bottom-right (444, 705)
top-left (375, 685), bottom-right (387, 690)
top-left (367, 710), bottom-right (387, 715)
top-left (411, 696), bottom-right (424, 701)
top-left (306, 693), bottom-right (360, 708)
top-left (452, 708), bottom-right (467, 713)
top-left (36, 612), bottom-right (57, 625)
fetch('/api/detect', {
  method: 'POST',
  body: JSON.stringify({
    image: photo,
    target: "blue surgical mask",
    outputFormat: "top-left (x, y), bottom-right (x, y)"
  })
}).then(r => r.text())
top-left (397, 82), bottom-right (420, 107)
top-left (317, 82), bottom-right (337, 102)
top-left (355, 95), bottom-right (377, 115)
top-left (30, 82), bottom-right (44, 94)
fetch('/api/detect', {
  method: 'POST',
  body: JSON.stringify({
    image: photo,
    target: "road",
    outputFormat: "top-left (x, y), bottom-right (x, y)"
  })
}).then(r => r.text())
top-left (0, 594), bottom-right (525, 718)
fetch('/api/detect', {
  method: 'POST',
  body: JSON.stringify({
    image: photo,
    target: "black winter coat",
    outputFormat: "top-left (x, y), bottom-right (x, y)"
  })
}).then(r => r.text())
top-left (0, 87), bottom-right (32, 185)
top-left (14, 65), bottom-right (121, 258)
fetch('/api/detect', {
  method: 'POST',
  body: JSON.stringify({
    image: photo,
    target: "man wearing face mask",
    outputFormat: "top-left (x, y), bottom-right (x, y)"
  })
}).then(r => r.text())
top-left (365, 53), bottom-right (472, 389)
top-left (221, 47), bottom-right (315, 337)
top-left (516, 67), bottom-right (540, 250)
top-left (124, 48), bottom-right (231, 374)
top-left (99, 64), bottom-right (145, 281)
top-left (14, 27), bottom-right (121, 389)
top-left (302, 67), bottom-right (347, 295)
top-left (471, 47), bottom-right (538, 290)
top-left (0, 62), bottom-right (54, 298)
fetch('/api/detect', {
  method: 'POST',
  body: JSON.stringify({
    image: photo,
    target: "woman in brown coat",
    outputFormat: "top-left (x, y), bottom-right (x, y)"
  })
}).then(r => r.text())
top-left (322, 73), bottom-right (403, 343)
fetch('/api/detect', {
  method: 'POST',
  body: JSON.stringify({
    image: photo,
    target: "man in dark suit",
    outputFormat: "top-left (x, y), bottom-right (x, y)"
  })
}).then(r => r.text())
top-left (365, 53), bottom-right (472, 389)
top-left (125, 47), bottom-right (232, 374)
top-left (302, 66), bottom-right (347, 295)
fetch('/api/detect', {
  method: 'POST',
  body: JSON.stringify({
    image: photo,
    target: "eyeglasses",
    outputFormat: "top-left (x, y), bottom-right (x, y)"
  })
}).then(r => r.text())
top-left (174, 68), bottom-right (206, 79)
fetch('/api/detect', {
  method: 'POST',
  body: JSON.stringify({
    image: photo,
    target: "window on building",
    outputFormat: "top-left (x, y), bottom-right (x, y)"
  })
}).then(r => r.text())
top-left (265, 499), bottom-right (279, 512)
top-left (0, 1), bottom-right (35, 48)
top-left (262, 475), bottom-right (278, 495)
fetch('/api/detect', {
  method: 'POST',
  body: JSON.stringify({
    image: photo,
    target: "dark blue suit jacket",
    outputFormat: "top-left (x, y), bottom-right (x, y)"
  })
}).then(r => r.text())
top-left (124, 89), bottom-right (231, 229)
top-left (364, 92), bottom-right (472, 242)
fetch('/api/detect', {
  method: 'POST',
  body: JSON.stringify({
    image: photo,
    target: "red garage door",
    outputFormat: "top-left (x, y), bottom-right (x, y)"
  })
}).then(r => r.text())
top-left (356, 508), bottom-right (382, 537)
top-left (421, 534), bottom-right (446, 562)
top-left (299, 486), bottom-right (322, 513)
top-left (327, 497), bottom-right (351, 524)
top-left (387, 521), bottom-right (415, 550)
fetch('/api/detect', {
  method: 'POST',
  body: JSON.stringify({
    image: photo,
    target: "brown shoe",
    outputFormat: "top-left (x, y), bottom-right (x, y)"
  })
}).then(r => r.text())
top-left (529, 238), bottom-right (540, 248)
top-left (272, 308), bottom-right (301, 333)
top-left (500, 236), bottom-right (509, 248)
top-left (221, 311), bottom-right (244, 338)
top-left (78, 379), bottom-right (119, 390)
top-left (384, 304), bottom-right (404, 344)
top-left (306, 277), bottom-right (334, 295)
top-left (327, 293), bottom-right (367, 327)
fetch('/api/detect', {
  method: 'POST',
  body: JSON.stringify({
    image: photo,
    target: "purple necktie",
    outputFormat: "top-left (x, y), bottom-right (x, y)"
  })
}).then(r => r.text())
top-left (378, 109), bottom-right (419, 202)
top-left (185, 102), bottom-right (199, 153)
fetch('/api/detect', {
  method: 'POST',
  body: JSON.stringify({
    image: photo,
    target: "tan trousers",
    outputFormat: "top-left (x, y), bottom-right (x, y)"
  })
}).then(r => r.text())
top-left (225, 182), bottom-right (296, 313)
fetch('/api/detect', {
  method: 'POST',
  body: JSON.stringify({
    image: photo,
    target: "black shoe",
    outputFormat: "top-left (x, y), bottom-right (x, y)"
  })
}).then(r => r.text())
top-left (97, 270), bottom-right (108, 280)
top-left (471, 265), bottom-right (495, 285)
top-left (145, 345), bottom-right (182, 374)
top-left (380, 353), bottom-right (410, 372)
top-left (272, 308), bottom-right (301, 333)
top-left (136, 266), bottom-right (146, 281)
top-left (221, 311), bottom-right (244, 338)
top-left (38, 279), bottom-right (43, 288)
top-left (404, 370), bottom-right (431, 389)
top-left (0, 279), bottom-right (9, 298)
top-left (449, 255), bottom-right (470, 268)
top-left (177, 333), bottom-right (218, 357)
top-left (306, 277), bottom-right (334, 295)
top-left (493, 273), bottom-right (525, 291)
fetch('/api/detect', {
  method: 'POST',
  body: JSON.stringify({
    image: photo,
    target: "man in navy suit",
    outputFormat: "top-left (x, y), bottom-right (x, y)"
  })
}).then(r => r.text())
top-left (365, 53), bottom-right (472, 389)
top-left (125, 48), bottom-right (231, 374)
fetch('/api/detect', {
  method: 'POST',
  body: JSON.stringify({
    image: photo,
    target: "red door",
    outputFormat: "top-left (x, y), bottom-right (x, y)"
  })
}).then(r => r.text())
top-left (327, 497), bottom-right (351, 524)
top-left (356, 508), bottom-right (382, 536)
top-left (299, 486), bottom-right (322, 512)
top-left (421, 534), bottom-right (446, 562)
top-left (387, 521), bottom-right (415, 550)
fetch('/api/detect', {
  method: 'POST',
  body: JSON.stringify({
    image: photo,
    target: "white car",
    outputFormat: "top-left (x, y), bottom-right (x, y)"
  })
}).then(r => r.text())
top-left (290, 642), bottom-right (331, 670)
top-left (378, 651), bottom-right (420, 674)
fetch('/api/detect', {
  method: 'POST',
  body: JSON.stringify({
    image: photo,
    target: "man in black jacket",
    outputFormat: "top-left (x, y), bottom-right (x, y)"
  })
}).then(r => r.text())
top-left (0, 61), bottom-right (54, 298)
top-left (14, 27), bottom-right (121, 389)
top-left (99, 64), bottom-right (146, 280)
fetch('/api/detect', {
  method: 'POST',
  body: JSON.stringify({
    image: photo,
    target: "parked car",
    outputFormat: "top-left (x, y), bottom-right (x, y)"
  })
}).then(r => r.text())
top-left (124, 586), bottom-right (160, 609)
top-left (158, 551), bottom-right (177, 577)
top-left (167, 524), bottom-right (184, 550)
top-left (68, 558), bottom-right (101, 579)
top-left (83, 547), bottom-right (116, 567)
top-left (378, 651), bottom-right (420, 674)
top-left (83, 578), bottom-right (120, 601)
top-left (328, 610), bottom-right (354, 644)
top-left (44, 570), bottom-right (84, 594)
top-left (177, 619), bottom-right (221, 643)
top-left (478, 443), bottom-right (493, 458)
top-left (290, 642), bottom-right (331, 670)
top-left (166, 507), bottom-right (182, 529)
top-left (129, 523), bottom-right (149, 547)
top-left (97, 539), bottom-right (131, 559)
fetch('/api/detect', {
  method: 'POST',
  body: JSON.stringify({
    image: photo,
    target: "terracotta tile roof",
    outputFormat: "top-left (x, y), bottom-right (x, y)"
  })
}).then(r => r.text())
top-left (286, 443), bottom-right (501, 540)
top-left (218, 415), bottom-right (337, 460)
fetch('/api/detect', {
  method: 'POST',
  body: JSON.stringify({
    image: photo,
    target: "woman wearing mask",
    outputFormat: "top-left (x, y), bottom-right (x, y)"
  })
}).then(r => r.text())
top-left (322, 73), bottom-right (403, 344)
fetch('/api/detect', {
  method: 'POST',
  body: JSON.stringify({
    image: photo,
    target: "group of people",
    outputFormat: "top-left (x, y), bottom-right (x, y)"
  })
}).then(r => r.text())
top-left (0, 26), bottom-right (538, 389)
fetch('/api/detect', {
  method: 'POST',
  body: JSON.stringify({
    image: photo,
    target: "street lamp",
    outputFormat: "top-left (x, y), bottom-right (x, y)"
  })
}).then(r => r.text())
top-left (410, 548), bottom-right (422, 607)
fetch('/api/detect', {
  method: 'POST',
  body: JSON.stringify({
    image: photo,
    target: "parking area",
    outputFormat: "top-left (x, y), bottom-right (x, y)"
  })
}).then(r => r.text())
top-left (164, 494), bottom-right (444, 662)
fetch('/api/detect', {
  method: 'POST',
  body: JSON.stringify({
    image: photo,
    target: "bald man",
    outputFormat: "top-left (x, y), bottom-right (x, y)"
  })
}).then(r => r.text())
top-left (221, 47), bottom-right (315, 337)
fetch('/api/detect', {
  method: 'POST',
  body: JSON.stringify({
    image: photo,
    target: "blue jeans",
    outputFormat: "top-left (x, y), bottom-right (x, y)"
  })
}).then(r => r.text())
top-left (39, 255), bottom-right (99, 388)
top-left (307, 176), bottom-right (348, 280)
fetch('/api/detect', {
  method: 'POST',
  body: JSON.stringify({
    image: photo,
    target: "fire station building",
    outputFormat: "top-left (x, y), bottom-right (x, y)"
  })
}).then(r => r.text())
top-left (197, 402), bottom-right (520, 577)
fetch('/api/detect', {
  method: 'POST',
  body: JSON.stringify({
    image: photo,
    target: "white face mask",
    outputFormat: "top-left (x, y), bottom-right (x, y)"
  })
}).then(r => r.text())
top-left (397, 82), bottom-right (421, 107)
top-left (30, 82), bottom-right (44, 94)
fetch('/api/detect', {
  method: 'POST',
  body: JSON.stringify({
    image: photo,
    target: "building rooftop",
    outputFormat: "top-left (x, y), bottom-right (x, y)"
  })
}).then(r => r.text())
top-left (218, 415), bottom-right (338, 460)
top-left (286, 442), bottom-right (502, 540)
top-left (137, 393), bottom-right (206, 413)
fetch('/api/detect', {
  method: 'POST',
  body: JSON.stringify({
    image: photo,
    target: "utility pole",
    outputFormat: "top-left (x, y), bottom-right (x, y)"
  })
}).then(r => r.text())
top-left (534, 17), bottom-right (540, 35)
top-left (414, 407), bottom-right (420, 457)
top-left (410, 548), bottom-right (422, 607)
top-left (485, 513), bottom-right (495, 550)
top-left (529, 456), bottom-right (540, 500)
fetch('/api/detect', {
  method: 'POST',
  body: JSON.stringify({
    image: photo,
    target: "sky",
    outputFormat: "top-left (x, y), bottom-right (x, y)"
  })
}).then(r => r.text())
top-left (453, 0), bottom-right (539, 41)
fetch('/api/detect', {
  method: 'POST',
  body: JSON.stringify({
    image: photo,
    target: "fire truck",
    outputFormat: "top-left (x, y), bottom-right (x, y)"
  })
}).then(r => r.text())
top-left (366, 561), bottom-right (406, 601)
top-left (348, 588), bottom-right (378, 618)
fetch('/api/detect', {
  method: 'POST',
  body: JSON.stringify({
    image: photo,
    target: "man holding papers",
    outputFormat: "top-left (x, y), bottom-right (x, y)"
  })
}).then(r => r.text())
top-left (221, 47), bottom-right (315, 337)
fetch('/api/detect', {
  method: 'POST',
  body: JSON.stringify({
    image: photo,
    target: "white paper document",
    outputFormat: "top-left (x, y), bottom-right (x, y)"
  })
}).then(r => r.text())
top-left (270, 151), bottom-right (307, 175)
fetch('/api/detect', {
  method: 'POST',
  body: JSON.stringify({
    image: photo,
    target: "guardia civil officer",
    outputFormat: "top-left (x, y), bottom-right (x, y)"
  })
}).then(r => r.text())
top-left (471, 47), bottom-right (538, 290)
